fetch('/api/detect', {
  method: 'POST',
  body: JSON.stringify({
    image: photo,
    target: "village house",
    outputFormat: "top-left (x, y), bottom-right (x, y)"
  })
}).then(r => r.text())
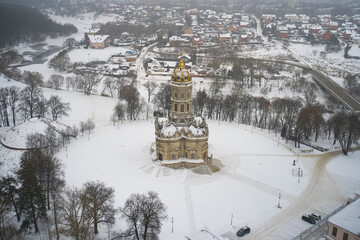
top-left (320, 30), bottom-right (333, 41)
top-left (326, 198), bottom-right (360, 240)
top-left (84, 27), bottom-right (100, 45)
top-left (276, 26), bottom-right (288, 38)
top-left (88, 35), bottom-right (109, 49)
top-left (284, 14), bottom-right (299, 22)
top-left (219, 33), bottom-right (232, 44)
top-left (238, 34), bottom-right (249, 43)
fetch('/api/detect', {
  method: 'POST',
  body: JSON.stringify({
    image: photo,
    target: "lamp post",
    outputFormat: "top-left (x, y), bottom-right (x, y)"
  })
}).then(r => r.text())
top-left (278, 193), bottom-right (282, 208)
top-left (171, 217), bottom-right (174, 233)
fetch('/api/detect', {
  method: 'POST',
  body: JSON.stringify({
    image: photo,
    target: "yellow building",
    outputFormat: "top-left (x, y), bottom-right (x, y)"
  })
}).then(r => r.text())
top-left (155, 55), bottom-right (209, 169)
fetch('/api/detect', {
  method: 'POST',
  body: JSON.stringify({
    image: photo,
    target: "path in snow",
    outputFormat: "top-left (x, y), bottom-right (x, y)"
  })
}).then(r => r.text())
top-left (245, 150), bottom-right (347, 239)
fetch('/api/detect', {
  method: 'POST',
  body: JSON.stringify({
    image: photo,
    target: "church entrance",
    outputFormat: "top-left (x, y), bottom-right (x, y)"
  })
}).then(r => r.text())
top-left (159, 153), bottom-right (163, 160)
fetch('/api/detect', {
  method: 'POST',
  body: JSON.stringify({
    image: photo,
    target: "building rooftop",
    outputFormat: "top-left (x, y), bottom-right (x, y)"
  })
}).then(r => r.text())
top-left (88, 35), bottom-right (109, 43)
top-left (328, 198), bottom-right (360, 237)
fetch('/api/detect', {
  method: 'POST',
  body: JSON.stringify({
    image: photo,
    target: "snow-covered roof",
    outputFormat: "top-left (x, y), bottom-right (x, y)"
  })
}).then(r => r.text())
top-left (88, 35), bottom-right (109, 43)
top-left (161, 124), bottom-right (178, 137)
top-left (86, 27), bottom-right (100, 34)
top-left (189, 125), bottom-right (205, 136)
top-left (328, 198), bottom-right (360, 236)
top-left (220, 33), bottom-right (231, 38)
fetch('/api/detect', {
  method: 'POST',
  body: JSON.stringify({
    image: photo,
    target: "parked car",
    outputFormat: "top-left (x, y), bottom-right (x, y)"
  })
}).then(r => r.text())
top-left (310, 213), bottom-right (321, 221)
top-left (302, 214), bottom-right (316, 224)
top-left (236, 226), bottom-right (250, 237)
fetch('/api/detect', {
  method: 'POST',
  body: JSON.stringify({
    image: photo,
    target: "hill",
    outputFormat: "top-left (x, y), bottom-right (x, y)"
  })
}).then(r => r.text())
top-left (0, 3), bottom-right (77, 48)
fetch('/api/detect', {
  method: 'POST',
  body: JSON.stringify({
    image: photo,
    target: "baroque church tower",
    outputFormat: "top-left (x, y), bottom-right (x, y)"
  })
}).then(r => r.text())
top-left (154, 54), bottom-right (210, 169)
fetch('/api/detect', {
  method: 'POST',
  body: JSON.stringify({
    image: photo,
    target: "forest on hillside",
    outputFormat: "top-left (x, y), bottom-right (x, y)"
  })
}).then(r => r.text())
top-left (0, 3), bottom-right (77, 48)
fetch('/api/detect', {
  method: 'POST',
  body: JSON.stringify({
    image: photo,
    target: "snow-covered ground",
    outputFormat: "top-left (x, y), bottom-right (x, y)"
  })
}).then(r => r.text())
top-left (68, 46), bottom-right (131, 63)
top-left (1, 12), bottom-right (360, 240)
top-left (1, 73), bottom-right (360, 239)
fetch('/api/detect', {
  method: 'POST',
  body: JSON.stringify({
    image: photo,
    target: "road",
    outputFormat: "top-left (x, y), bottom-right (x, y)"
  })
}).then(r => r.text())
top-left (220, 150), bottom-right (351, 240)
top-left (310, 69), bottom-right (360, 112)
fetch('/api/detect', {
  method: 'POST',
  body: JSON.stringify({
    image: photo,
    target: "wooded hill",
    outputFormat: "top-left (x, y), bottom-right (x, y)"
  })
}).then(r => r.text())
top-left (0, 3), bottom-right (77, 48)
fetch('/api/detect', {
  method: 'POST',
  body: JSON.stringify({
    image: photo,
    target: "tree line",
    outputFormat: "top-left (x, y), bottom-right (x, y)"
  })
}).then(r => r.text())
top-left (0, 71), bottom-right (70, 127)
top-left (0, 3), bottom-right (77, 48)
top-left (190, 79), bottom-right (360, 155)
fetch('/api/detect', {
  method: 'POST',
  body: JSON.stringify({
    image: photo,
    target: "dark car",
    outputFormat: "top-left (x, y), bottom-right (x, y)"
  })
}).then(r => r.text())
top-left (302, 214), bottom-right (316, 224)
top-left (236, 226), bottom-right (250, 237)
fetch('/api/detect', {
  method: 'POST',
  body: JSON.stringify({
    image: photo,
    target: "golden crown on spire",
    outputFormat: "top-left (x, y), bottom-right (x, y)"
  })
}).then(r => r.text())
top-left (171, 50), bottom-right (192, 83)
top-left (179, 50), bottom-right (185, 69)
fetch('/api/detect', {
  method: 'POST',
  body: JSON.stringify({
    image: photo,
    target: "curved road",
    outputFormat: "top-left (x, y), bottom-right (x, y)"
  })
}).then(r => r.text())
top-left (220, 150), bottom-right (359, 240)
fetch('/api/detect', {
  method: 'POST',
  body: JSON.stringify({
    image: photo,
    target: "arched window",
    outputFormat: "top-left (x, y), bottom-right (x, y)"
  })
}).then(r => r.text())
top-left (187, 93), bottom-right (190, 98)
top-left (181, 93), bottom-right (184, 99)
top-left (159, 153), bottom-right (163, 160)
top-left (174, 92), bottom-right (177, 98)
top-left (191, 153), bottom-right (195, 159)
top-left (187, 103), bottom-right (189, 111)
top-left (180, 104), bottom-right (184, 112)
top-left (172, 154), bottom-right (175, 160)
top-left (174, 104), bottom-right (178, 111)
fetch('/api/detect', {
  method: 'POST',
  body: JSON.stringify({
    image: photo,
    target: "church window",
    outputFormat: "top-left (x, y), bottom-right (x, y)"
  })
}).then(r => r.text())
top-left (181, 93), bottom-right (184, 98)
top-left (175, 92), bottom-right (177, 98)
top-left (187, 93), bottom-right (190, 98)
top-left (191, 153), bottom-right (195, 159)
top-left (172, 154), bottom-right (175, 160)
top-left (187, 103), bottom-right (189, 111)
top-left (159, 153), bottom-right (163, 160)
top-left (175, 104), bottom-right (178, 111)
top-left (180, 104), bottom-right (184, 112)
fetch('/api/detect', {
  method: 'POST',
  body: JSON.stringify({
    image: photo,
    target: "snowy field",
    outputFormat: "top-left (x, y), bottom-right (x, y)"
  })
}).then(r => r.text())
top-left (68, 46), bottom-right (131, 63)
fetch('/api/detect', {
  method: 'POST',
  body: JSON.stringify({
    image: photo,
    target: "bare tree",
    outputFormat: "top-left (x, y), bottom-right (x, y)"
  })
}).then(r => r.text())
top-left (102, 77), bottom-right (115, 97)
top-left (113, 101), bottom-right (126, 123)
top-left (47, 95), bottom-right (71, 121)
top-left (329, 112), bottom-right (360, 155)
top-left (120, 191), bottom-right (167, 240)
top-left (0, 88), bottom-right (10, 127)
top-left (20, 86), bottom-right (43, 119)
top-left (63, 38), bottom-right (77, 51)
top-left (82, 181), bottom-right (116, 235)
top-left (8, 86), bottom-right (20, 126)
top-left (49, 50), bottom-right (70, 72)
top-left (60, 188), bottom-right (93, 240)
top-left (193, 89), bottom-right (207, 115)
top-left (120, 83), bottom-right (142, 120)
top-left (85, 119), bottom-right (95, 133)
top-left (143, 81), bottom-right (157, 102)
top-left (23, 71), bottom-right (44, 87)
top-left (77, 73), bottom-right (101, 95)
top-left (48, 74), bottom-right (65, 90)
top-left (154, 83), bottom-right (171, 117)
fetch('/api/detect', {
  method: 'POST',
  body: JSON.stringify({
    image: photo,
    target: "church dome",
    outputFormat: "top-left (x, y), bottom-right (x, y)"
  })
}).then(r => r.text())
top-left (171, 57), bottom-right (192, 82)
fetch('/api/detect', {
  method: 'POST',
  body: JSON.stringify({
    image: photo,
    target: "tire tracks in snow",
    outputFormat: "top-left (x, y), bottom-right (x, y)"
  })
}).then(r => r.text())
top-left (250, 150), bottom-right (344, 240)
